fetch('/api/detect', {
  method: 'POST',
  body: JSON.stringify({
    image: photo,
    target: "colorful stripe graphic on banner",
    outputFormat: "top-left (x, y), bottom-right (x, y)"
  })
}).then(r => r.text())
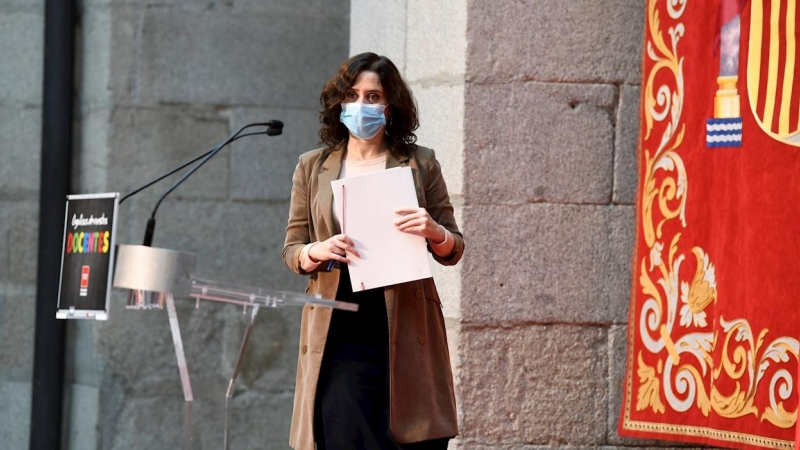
top-left (620, 1), bottom-right (800, 449)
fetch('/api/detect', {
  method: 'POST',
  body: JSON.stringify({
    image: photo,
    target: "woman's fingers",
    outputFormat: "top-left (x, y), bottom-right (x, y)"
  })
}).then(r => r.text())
top-left (324, 242), bottom-right (349, 263)
top-left (394, 208), bottom-right (426, 226)
top-left (396, 217), bottom-right (425, 231)
top-left (331, 234), bottom-right (360, 258)
top-left (395, 211), bottom-right (443, 241)
top-left (394, 207), bottom-right (420, 216)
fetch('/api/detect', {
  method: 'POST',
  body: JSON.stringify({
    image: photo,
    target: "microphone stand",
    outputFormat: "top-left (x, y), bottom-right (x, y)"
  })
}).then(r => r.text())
top-left (117, 121), bottom-right (282, 246)
top-left (118, 130), bottom-right (273, 205)
top-left (116, 121), bottom-right (282, 448)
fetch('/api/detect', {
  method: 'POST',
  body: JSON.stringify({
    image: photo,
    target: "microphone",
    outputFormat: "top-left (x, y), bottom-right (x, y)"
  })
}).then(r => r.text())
top-left (119, 120), bottom-right (284, 204)
top-left (266, 120), bottom-right (283, 136)
top-left (130, 121), bottom-right (283, 246)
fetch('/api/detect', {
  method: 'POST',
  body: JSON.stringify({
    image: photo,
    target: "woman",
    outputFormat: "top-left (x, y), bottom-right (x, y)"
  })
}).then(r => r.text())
top-left (282, 52), bottom-right (464, 450)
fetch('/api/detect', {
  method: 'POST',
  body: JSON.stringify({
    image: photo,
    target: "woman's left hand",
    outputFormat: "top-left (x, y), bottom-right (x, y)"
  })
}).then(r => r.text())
top-left (394, 207), bottom-right (446, 243)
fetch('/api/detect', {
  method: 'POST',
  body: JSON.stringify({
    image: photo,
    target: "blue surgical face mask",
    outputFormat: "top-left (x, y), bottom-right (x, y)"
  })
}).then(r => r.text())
top-left (340, 102), bottom-right (387, 139)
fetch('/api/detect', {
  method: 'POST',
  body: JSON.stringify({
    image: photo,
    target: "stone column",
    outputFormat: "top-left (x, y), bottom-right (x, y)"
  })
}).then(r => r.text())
top-left (351, 1), bottom-right (646, 447)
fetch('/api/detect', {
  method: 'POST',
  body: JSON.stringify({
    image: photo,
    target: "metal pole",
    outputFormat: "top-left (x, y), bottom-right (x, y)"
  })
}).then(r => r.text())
top-left (30, 0), bottom-right (75, 447)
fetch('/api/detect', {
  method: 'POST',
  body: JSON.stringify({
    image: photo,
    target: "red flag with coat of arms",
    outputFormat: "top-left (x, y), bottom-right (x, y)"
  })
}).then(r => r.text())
top-left (620, 0), bottom-right (800, 448)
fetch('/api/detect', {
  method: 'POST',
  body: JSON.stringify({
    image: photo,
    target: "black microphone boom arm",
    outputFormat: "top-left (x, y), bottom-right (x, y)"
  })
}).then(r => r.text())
top-left (135, 121), bottom-right (283, 246)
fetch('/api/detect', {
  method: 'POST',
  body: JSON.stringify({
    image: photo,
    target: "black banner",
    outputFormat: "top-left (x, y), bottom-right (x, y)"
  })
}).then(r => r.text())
top-left (57, 193), bottom-right (118, 319)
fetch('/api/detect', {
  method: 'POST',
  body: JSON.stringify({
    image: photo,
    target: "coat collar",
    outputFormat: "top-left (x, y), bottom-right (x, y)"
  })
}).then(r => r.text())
top-left (386, 147), bottom-right (410, 169)
top-left (317, 144), bottom-right (411, 238)
top-left (317, 146), bottom-right (343, 238)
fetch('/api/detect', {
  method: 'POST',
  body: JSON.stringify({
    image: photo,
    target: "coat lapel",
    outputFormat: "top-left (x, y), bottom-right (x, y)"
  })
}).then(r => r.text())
top-left (385, 149), bottom-right (409, 170)
top-left (317, 147), bottom-right (343, 239)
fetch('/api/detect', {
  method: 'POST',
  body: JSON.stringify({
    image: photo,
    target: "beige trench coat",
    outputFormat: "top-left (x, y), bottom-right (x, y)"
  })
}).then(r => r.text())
top-left (282, 145), bottom-right (464, 449)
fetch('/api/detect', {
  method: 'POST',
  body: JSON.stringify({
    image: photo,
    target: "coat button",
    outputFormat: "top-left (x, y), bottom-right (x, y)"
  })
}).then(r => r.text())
top-left (418, 334), bottom-right (426, 345)
top-left (301, 345), bottom-right (308, 355)
top-left (309, 305), bottom-right (314, 311)
top-left (416, 289), bottom-right (423, 299)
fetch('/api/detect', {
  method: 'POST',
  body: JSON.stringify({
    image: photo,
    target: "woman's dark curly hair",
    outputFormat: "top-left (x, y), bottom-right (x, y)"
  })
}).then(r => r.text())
top-left (319, 52), bottom-right (419, 155)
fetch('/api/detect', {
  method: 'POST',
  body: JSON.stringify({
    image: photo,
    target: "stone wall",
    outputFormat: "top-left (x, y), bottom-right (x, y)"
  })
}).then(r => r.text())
top-left (461, 1), bottom-right (642, 447)
top-left (0, 0), bottom-right (43, 448)
top-left (351, 1), bottom-right (649, 448)
top-left (0, 0), bottom-right (675, 448)
top-left (63, 0), bottom-right (349, 448)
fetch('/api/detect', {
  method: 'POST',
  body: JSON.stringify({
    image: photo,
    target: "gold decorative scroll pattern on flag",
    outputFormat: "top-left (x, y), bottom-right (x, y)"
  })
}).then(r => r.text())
top-left (624, 0), bottom-right (799, 445)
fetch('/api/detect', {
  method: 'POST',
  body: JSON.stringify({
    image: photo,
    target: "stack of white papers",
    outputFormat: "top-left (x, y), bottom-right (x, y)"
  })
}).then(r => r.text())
top-left (331, 166), bottom-right (432, 291)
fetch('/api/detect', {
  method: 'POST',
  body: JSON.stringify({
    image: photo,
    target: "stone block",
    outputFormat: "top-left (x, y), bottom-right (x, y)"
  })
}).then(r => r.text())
top-left (0, 106), bottom-right (40, 196)
top-left (7, 220), bottom-right (37, 284)
top-left (464, 82), bottom-right (616, 205)
top-left (0, 10), bottom-right (43, 104)
top-left (229, 107), bottom-right (321, 201)
top-left (0, 283), bottom-right (36, 381)
top-left (0, 201), bottom-right (38, 284)
top-left (459, 325), bottom-right (607, 445)
top-left (106, 395), bottom-right (211, 449)
top-left (467, 0), bottom-right (644, 84)
top-left (105, 106), bottom-right (229, 203)
top-left (102, 391), bottom-right (293, 449)
top-left (74, 108), bottom-right (111, 193)
top-left (0, 381), bottom-right (31, 449)
top-left (63, 383), bottom-right (100, 449)
top-left (148, 200), bottom-right (306, 292)
top-left (81, 0), bottom-right (226, 7)
top-left (81, 0), bottom-right (346, 15)
top-left (607, 324), bottom-right (666, 447)
top-left (405, 0), bottom-right (466, 83)
top-left (461, 204), bottom-right (634, 324)
top-left (451, 446), bottom-right (695, 450)
top-left (434, 200), bottom-right (463, 320)
top-left (105, 5), bottom-right (141, 105)
top-left (135, 8), bottom-right (348, 108)
top-left (443, 317), bottom-right (461, 371)
top-left (0, 1), bottom-right (42, 9)
top-left (227, 392), bottom-right (295, 449)
top-left (77, 8), bottom-right (113, 108)
top-left (65, 319), bottom-right (101, 386)
top-left (614, 85), bottom-right (641, 205)
top-left (94, 294), bottom-right (227, 396)
top-left (431, 257), bottom-right (461, 321)
top-left (413, 83), bottom-right (464, 196)
top-left (221, 306), bottom-right (301, 394)
top-left (350, 0), bottom-right (406, 70)
top-left (234, 0), bottom-right (349, 16)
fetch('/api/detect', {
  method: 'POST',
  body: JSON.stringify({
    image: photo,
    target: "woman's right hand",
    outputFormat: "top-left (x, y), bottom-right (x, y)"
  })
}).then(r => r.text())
top-left (308, 234), bottom-right (360, 264)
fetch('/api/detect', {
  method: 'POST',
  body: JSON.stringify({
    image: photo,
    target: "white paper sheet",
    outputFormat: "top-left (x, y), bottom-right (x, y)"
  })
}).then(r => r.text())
top-left (331, 166), bottom-right (432, 291)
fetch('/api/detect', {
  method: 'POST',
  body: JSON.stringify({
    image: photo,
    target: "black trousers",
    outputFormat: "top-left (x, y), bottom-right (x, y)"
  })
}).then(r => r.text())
top-left (313, 266), bottom-right (450, 450)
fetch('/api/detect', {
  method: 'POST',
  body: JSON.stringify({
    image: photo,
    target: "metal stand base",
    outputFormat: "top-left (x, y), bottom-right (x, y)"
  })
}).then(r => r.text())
top-left (226, 305), bottom-right (259, 398)
top-left (223, 395), bottom-right (233, 450)
top-left (182, 401), bottom-right (193, 450)
top-left (166, 294), bottom-right (193, 402)
top-left (224, 305), bottom-right (260, 450)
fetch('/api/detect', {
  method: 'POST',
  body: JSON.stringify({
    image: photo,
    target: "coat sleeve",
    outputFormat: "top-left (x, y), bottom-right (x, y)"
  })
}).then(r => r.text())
top-left (282, 155), bottom-right (315, 275)
top-left (423, 149), bottom-right (464, 266)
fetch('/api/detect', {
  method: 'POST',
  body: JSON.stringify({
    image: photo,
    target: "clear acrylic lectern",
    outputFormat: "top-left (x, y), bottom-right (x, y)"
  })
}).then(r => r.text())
top-left (113, 244), bottom-right (357, 449)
